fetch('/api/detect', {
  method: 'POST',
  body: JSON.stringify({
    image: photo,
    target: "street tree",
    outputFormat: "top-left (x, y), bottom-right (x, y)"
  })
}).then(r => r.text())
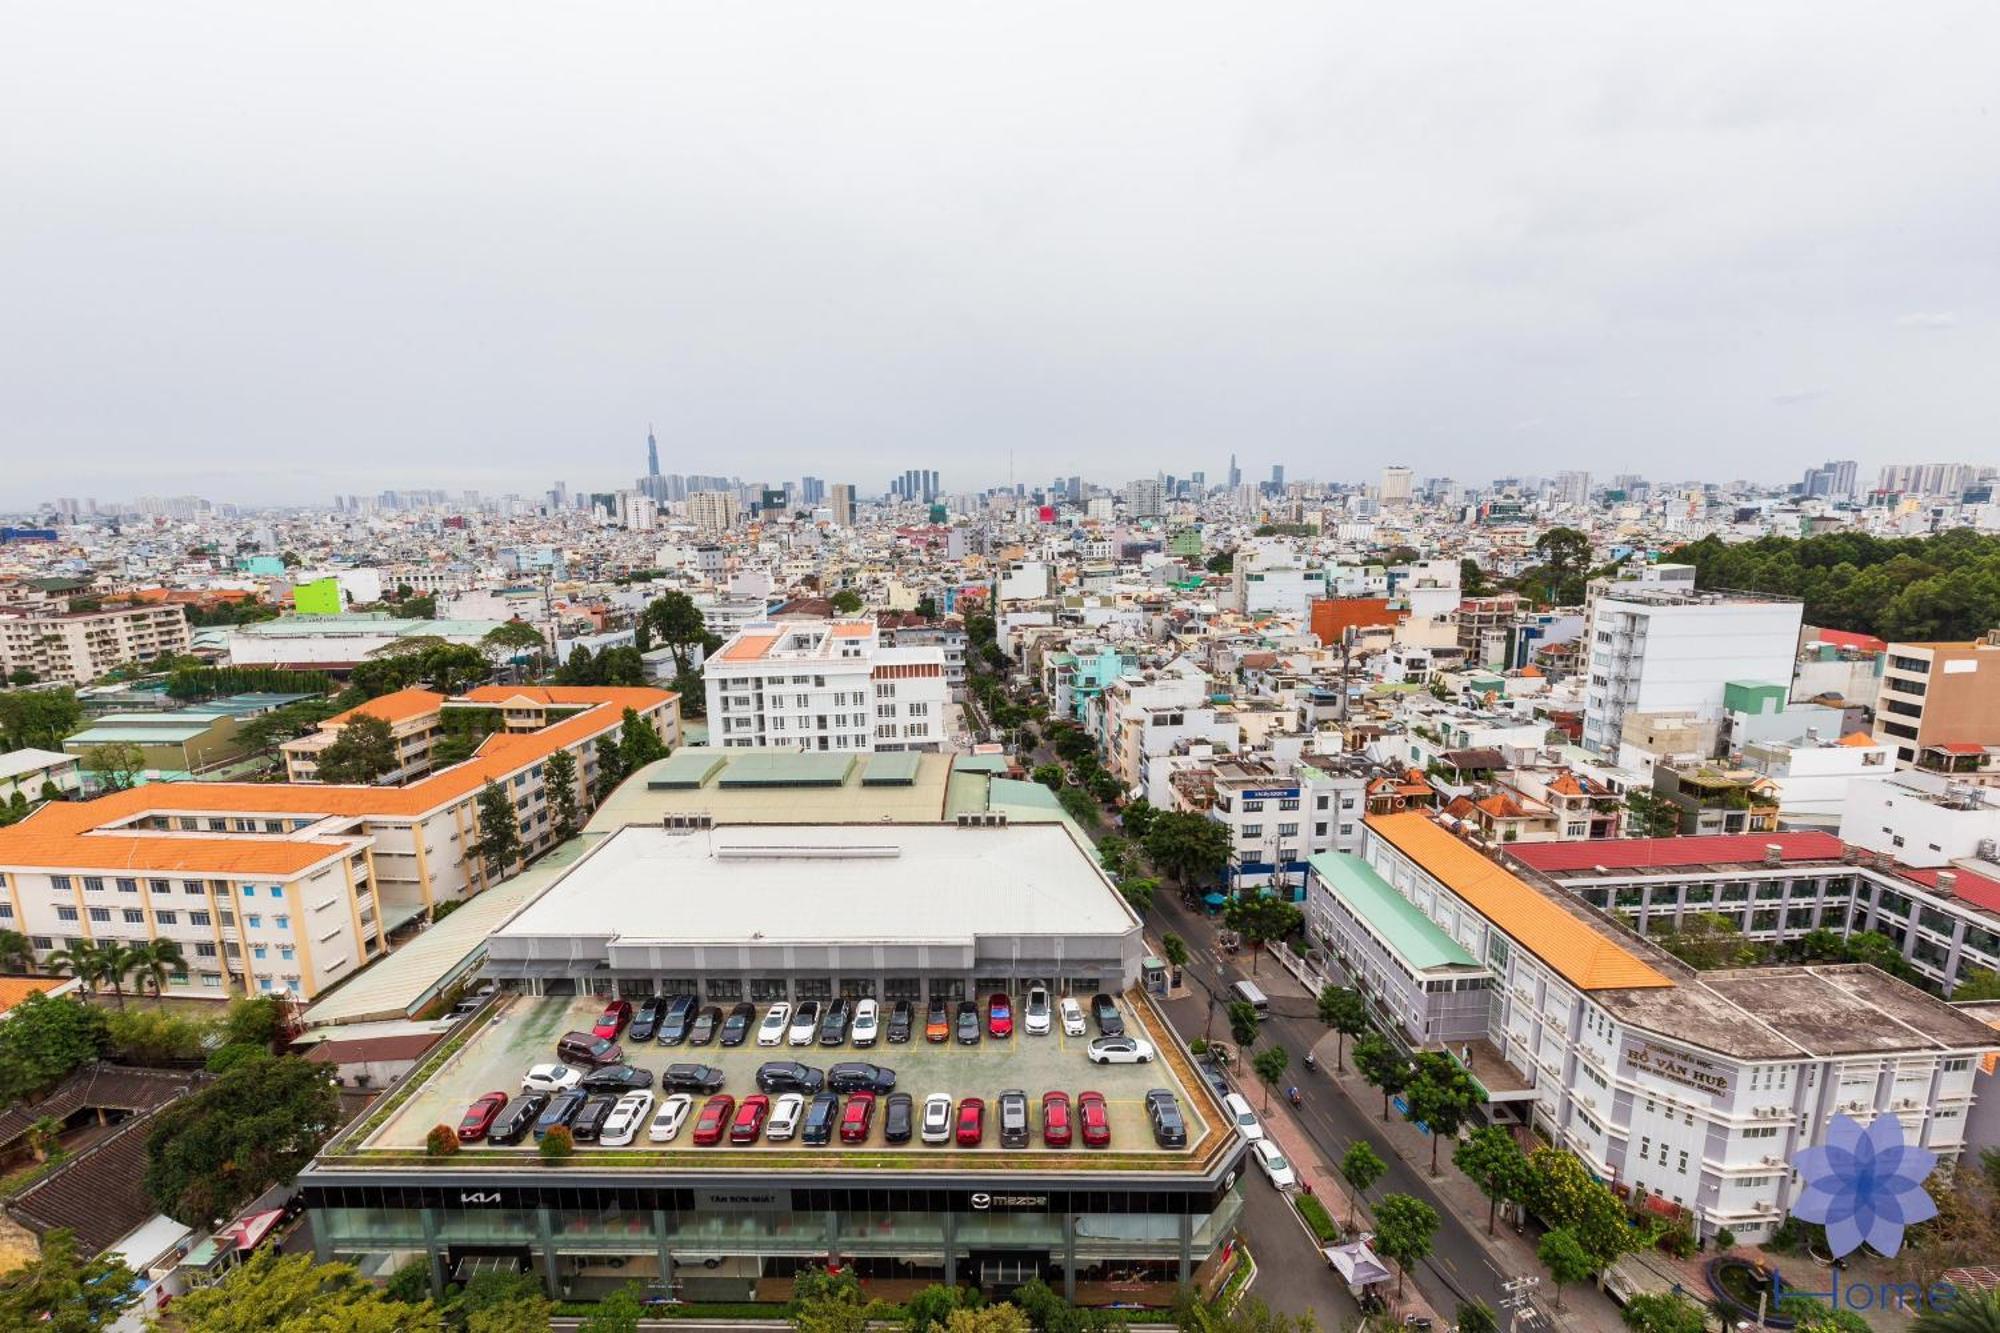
top-left (1142, 811), bottom-right (1231, 888)
top-left (641, 591), bottom-right (715, 676)
top-left (0, 1227), bottom-right (138, 1332)
top-left (1457, 1303), bottom-right (1499, 1333)
top-left (1252, 1044), bottom-right (1289, 1112)
top-left (1316, 984), bottom-right (1368, 1071)
top-left (1353, 1033), bottom-right (1412, 1122)
top-left (1403, 1050), bottom-right (1484, 1175)
top-left (0, 687), bottom-right (84, 750)
top-left (543, 747), bottom-right (580, 840)
top-left (1373, 1194), bottom-right (1440, 1299)
top-left (1160, 934), bottom-right (1189, 971)
top-left (474, 779), bottom-right (523, 881)
top-left (1454, 1124), bottom-right (1534, 1236)
top-left (1339, 1140), bottom-right (1386, 1217)
top-left (162, 1250), bottom-right (442, 1332)
top-left (1223, 894), bottom-right (1304, 975)
top-left (578, 1283), bottom-right (647, 1332)
top-left (1226, 1000), bottom-right (1260, 1052)
top-left (1538, 1227), bottom-right (1596, 1309)
top-left (315, 713), bottom-right (398, 784)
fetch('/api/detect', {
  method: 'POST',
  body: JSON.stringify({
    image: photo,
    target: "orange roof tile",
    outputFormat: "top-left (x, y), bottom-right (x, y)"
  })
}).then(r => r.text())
top-left (831, 621), bottom-right (874, 636)
top-left (0, 977), bottom-right (61, 1015)
top-left (326, 687), bottom-right (445, 727)
top-left (1365, 811), bottom-right (1674, 993)
top-left (1837, 731), bottom-right (1882, 748)
top-left (0, 687), bottom-right (676, 879)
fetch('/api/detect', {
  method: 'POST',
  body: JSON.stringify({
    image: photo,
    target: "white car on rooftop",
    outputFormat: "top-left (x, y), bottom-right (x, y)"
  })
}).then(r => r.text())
top-left (1251, 1138), bottom-right (1295, 1189)
top-left (1060, 997), bottom-right (1087, 1037)
top-left (767, 1092), bottom-right (806, 1141)
top-left (522, 1063), bottom-right (582, 1095)
top-left (648, 1093), bottom-right (694, 1143)
top-left (788, 1001), bottom-right (821, 1046)
top-left (921, 1093), bottom-right (954, 1144)
top-left (1024, 986), bottom-right (1051, 1036)
top-left (1086, 1034), bottom-right (1156, 1065)
top-left (600, 1090), bottom-right (655, 1147)
top-left (852, 999), bottom-right (880, 1047)
top-left (757, 1002), bottom-right (792, 1047)
top-left (1223, 1092), bottom-right (1264, 1141)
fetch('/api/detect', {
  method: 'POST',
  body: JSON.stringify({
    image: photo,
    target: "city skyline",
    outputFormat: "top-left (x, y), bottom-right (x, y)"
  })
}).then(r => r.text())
top-left (7, 2), bottom-right (2000, 505)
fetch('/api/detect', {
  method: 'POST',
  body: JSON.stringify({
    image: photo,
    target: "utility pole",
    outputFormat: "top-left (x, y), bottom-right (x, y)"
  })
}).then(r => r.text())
top-left (1501, 1275), bottom-right (1542, 1333)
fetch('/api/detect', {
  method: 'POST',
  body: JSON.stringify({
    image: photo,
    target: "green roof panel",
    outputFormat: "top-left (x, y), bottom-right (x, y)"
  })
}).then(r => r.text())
top-left (1307, 852), bottom-right (1481, 974)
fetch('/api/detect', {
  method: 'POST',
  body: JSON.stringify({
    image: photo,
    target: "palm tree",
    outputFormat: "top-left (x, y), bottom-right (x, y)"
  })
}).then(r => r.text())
top-left (44, 940), bottom-right (106, 995)
top-left (0, 928), bottom-right (35, 974)
top-left (94, 940), bottom-right (142, 1009)
top-left (132, 939), bottom-right (187, 998)
top-left (1915, 1287), bottom-right (2000, 1333)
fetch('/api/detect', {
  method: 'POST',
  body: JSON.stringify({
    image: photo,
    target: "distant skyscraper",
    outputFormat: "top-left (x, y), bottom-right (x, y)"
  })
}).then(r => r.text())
top-left (1227, 454), bottom-right (1241, 489)
top-left (801, 476), bottom-right (825, 506)
top-left (1554, 470), bottom-right (1592, 508)
top-left (828, 483), bottom-right (857, 526)
top-left (1190, 471), bottom-right (1205, 495)
top-left (1270, 464), bottom-right (1285, 490)
top-left (1801, 460), bottom-right (1858, 500)
top-left (1380, 466), bottom-right (1414, 505)
top-left (646, 425), bottom-right (660, 478)
top-left (1123, 477), bottom-right (1165, 518)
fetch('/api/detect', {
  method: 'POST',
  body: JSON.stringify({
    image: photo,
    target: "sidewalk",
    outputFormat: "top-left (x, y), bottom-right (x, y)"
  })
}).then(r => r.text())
top-left (1314, 1050), bottom-right (1626, 1333)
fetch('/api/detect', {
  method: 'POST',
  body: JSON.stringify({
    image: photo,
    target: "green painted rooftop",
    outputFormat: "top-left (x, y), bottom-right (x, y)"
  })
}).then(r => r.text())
top-left (1308, 852), bottom-right (1482, 973)
top-left (715, 752), bottom-right (855, 787)
top-left (860, 752), bottom-right (922, 785)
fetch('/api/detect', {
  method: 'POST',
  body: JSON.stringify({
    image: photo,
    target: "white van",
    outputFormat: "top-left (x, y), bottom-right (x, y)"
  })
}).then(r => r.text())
top-left (1230, 980), bottom-right (1270, 1013)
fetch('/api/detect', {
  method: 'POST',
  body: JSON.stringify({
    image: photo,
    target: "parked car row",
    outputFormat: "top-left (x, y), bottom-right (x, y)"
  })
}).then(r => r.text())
top-left (465, 1079), bottom-right (1192, 1151)
top-left (587, 987), bottom-right (1128, 1057)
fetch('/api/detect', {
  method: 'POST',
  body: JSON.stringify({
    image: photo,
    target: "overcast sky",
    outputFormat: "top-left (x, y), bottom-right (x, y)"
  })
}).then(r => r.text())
top-left (5, 2), bottom-right (1997, 507)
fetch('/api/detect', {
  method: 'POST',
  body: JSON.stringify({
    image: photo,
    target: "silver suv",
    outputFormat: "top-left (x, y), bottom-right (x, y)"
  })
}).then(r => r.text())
top-left (998, 1089), bottom-right (1030, 1148)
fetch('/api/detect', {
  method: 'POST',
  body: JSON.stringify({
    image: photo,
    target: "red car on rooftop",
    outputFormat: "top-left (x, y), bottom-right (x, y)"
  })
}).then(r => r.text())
top-left (457, 1091), bottom-right (509, 1142)
top-left (1078, 1090), bottom-right (1110, 1149)
top-left (1041, 1091), bottom-right (1071, 1148)
top-left (593, 999), bottom-right (633, 1040)
top-left (841, 1091), bottom-right (876, 1144)
top-left (956, 1096), bottom-right (986, 1147)
top-left (692, 1094), bottom-right (736, 1146)
top-left (986, 992), bottom-right (1014, 1039)
top-left (730, 1094), bottom-right (771, 1144)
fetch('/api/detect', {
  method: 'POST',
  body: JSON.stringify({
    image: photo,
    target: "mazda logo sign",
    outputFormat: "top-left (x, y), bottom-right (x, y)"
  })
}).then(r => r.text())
top-left (970, 1193), bottom-right (992, 1210)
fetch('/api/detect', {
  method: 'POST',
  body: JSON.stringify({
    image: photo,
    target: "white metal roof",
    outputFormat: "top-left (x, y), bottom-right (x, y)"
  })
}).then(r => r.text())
top-left (497, 821), bottom-right (1137, 946)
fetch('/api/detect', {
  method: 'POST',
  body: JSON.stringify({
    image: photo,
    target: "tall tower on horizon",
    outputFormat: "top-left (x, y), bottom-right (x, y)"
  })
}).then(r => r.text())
top-left (1227, 453), bottom-right (1241, 489)
top-left (646, 424), bottom-right (660, 478)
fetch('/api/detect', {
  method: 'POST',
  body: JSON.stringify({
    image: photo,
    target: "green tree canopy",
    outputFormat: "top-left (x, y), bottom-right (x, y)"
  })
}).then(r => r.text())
top-left (1339, 1139), bottom-right (1386, 1215)
top-left (1374, 1193), bottom-right (1440, 1297)
top-left (0, 1227), bottom-right (138, 1332)
top-left (1353, 1033), bottom-right (1411, 1122)
top-left (1223, 893), bottom-right (1304, 975)
top-left (0, 687), bottom-right (84, 750)
top-left (0, 993), bottom-right (107, 1103)
top-left (143, 1056), bottom-right (344, 1227)
top-left (475, 779), bottom-right (524, 879)
top-left (162, 1250), bottom-right (443, 1332)
top-left (544, 746), bottom-right (581, 841)
top-left (314, 712), bottom-right (398, 784)
top-left (1622, 1292), bottom-right (1708, 1333)
top-left (1403, 1050), bottom-right (1484, 1174)
top-left (830, 588), bottom-right (865, 614)
top-left (1316, 985), bottom-right (1369, 1071)
top-left (1537, 1226), bottom-right (1596, 1308)
top-left (1251, 1044), bottom-right (1290, 1112)
top-left (81, 741), bottom-right (145, 792)
top-left (1454, 1124), bottom-right (1534, 1236)
top-left (1143, 811), bottom-right (1231, 887)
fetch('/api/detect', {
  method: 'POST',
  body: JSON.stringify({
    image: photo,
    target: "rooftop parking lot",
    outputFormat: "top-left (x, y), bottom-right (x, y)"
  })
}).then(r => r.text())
top-left (355, 989), bottom-right (1219, 1168)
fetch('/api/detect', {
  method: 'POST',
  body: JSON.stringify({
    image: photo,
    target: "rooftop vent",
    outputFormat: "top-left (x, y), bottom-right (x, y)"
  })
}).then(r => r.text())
top-left (1764, 843), bottom-right (1784, 866)
top-left (1934, 871), bottom-right (1957, 897)
top-left (663, 813), bottom-right (713, 832)
top-left (955, 812), bottom-right (1009, 828)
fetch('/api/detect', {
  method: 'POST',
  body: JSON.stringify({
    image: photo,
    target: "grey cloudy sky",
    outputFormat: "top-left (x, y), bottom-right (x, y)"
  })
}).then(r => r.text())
top-left (5, 1), bottom-right (1997, 506)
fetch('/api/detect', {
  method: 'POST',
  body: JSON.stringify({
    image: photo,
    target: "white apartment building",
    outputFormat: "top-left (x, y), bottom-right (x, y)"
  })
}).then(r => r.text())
top-left (1364, 812), bottom-right (1997, 1243)
top-left (1210, 756), bottom-right (1367, 897)
top-left (1839, 771), bottom-right (2000, 869)
top-left (1230, 545), bottom-right (1329, 619)
top-left (1738, 733), bottom-right (1894, 824)
top-left (705, 619), bottom-right (949, 753)
top-left (0, 603), bottom-right (193, 686)
top-left (1582, 586), bottom-right (1803, 755)
top-left (997, 560), bottom-right (1051, 603)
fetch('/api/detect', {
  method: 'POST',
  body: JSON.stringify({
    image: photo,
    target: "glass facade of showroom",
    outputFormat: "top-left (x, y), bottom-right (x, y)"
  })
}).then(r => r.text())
top-left (303, 1175), bottom-right (1244, 1306)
